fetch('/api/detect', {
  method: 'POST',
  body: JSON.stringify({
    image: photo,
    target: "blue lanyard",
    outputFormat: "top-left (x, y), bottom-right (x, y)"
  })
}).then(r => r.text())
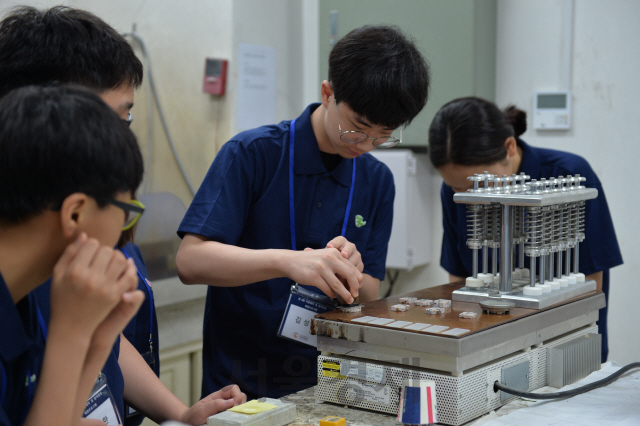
top-left (121, 248), bottom-right (154, 353)
top-left (37, 306), bottom-right (47, 341)
top-left (289, 118), bottom-right (356, 251)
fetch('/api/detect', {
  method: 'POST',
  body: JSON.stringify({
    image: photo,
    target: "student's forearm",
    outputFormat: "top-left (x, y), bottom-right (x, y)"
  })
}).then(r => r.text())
top-left (449, 274), bottom-right (465, 284)
top-left (176, 234), bottom-right (293, 286)
top-left (176, 235), bottom-right (362, 304)
top-left (72, 336), bottom-right (119, 421)
top-left (586, 271), bottom-right (603, 292)
top-left (120, 336), bottom-right (188, 424)
top-left (23, 325), bottom-right (91, 426)
top-left (359, 274), bottom-right (380, 302)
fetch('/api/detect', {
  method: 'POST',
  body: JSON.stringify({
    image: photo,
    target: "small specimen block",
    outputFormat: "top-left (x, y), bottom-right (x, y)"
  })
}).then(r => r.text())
top-left (391, 304), bottom-right (410, 312)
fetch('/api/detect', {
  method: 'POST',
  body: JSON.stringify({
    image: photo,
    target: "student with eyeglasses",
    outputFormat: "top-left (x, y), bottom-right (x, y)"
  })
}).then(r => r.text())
top-left (0, 6), bottom-right (245, 425)
top-left (176, 25), bottom-right (431, 399)
top-left (0, 84), bottom-right (146, 426)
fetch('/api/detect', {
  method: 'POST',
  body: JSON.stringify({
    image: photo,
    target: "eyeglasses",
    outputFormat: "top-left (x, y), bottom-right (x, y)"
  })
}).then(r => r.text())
top-left (334, 99), bottom-right (402, 148)
top-left (51, 197), bottom-right (145, 231)
top-left (124, 112), bottom-right (133, 127)
top-left (100, 198), bottom-right (145, 231)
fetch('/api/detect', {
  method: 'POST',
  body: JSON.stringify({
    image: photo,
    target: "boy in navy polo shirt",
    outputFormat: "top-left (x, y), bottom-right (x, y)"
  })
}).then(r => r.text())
top-left (0, 6), bottom-right (246, 425)
top-left (0, 7), bottom-right (152, 422)
top-left (177, 25), bottom-right (431, 398)
top-left (0, 7), bottom-right (155, 423)
top-left (0, 85), bottom-right (145, 426)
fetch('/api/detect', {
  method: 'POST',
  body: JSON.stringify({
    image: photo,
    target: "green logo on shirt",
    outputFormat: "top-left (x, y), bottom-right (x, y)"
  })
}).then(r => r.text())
top-left (355, 215), bottom-right (367, 228)
top-left (25, 374), bottom-right (36, 387)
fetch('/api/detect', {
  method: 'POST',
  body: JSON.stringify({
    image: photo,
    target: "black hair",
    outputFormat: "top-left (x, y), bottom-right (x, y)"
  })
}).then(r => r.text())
top-left (0, 6), bottom-right (143, 98)
top-left (329, 25), bottom-right (430, 129)
top-left (0, 85), bottom-right (143, 224)
top-left (428, 96), bottom-right (528, 168)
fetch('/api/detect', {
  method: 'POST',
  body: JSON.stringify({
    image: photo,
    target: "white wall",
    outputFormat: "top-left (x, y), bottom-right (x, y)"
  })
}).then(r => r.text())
top-left (496, 0), bottom-right (640, 364)
top-left (0, 0), bottom-right (236, 204)
top-left (0, 0), bottom-right (307, 206)
top-left (232, 0), bottom-right (306, 127)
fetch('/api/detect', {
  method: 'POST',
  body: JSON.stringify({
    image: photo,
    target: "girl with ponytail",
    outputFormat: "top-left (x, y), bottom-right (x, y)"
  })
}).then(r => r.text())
top-left (428, 96), bottom-right (621, 363)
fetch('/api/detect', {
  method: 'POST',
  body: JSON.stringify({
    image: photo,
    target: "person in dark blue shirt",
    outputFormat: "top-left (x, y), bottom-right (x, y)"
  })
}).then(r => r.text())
top-left (0, 275), bottom-right (48, 426)
top-left (0, 7), bottom-right (245, 424)
top-left (176, 25), bottom-right (431, 399)
top-left (428, 97), bottom-right (623, 362)
top-left (0, 84), bottom-right (145, 426)
top-left (0, 7), bottom-right (153, 424)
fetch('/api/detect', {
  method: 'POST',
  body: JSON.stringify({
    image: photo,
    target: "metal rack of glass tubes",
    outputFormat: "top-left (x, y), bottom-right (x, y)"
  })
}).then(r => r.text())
top-left (452, 172), bottom-right (598, 309)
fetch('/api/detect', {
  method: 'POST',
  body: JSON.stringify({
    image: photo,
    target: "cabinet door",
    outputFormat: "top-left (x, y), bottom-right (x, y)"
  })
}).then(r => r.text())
top-left (191, 349), bottom-right (203, 405)
top-left (140, 342), bottom-right (202, 426)
top-left (158, 353), bottom-right (192, 405)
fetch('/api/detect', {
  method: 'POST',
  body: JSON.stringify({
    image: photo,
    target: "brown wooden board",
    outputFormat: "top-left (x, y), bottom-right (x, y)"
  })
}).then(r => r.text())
top-left (314, 283), bottom-right (599, 338)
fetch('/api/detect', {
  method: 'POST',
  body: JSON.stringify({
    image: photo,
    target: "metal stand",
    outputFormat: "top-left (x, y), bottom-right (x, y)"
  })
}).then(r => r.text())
top-left (454, 173), bottom-right (597, 308)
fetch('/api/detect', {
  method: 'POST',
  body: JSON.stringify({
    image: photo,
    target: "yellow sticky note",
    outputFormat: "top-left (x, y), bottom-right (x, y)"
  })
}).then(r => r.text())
top-left (228, 400), bottom-right (278, 415)
top-left (320, 416), bottom-right (346, 426)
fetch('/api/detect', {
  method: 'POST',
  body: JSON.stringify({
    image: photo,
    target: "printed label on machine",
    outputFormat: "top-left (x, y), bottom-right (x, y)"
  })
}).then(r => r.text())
top-left (340, 361), bottom-right (385, 384)
top-left (347, 380), bottom-right (391, 406)
top-left (278, 284), bottom-right (335, 347)
top-left (322, 361), bottom-right (346, 379)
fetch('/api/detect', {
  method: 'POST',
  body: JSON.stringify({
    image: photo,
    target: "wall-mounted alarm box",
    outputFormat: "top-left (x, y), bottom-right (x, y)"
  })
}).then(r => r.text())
top-left (203, 58), bottom-right (228, 96)
top-left (533, 91), bottom-right (571, 130)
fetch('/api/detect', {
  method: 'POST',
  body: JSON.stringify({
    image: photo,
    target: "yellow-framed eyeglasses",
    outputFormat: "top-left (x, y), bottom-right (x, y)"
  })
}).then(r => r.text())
top-left (100, 198), bottom-right (145, 231)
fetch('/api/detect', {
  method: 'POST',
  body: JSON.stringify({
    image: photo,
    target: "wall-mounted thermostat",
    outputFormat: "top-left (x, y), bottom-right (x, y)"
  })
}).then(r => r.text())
top-left (533, 91), bottom-right (571, 130)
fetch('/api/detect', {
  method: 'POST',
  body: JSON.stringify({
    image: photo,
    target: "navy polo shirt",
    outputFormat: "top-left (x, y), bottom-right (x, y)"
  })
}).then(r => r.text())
top-left (31, 280), bottom-right (125, 421)
top-left (0, 273), bottom-right (46, 426)
top-left (440, 139), bottom-right (623, 361)
top-left (121, 243), bottom-right (160, 426)
top-left (178, 103), bottom-right (394, 399)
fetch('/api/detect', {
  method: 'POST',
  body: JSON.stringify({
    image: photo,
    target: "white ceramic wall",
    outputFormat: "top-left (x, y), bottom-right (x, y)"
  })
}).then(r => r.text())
top-left (495, 0), bottom-right (640, 365)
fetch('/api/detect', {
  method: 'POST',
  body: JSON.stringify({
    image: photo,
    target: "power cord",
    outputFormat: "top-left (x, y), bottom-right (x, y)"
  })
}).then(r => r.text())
top-left (494, 362), bottom-right (640, 400)
top-left (123, 27), bottom-right (197, 196)
top-left (383, 269), bottom-right (400, 298)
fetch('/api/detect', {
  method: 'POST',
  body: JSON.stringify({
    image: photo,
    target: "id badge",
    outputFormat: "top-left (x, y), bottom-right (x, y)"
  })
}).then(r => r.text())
top-left (277, 284), bottom-right (336, 347)
top-left (84, 373), bottom-right (122, 425)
